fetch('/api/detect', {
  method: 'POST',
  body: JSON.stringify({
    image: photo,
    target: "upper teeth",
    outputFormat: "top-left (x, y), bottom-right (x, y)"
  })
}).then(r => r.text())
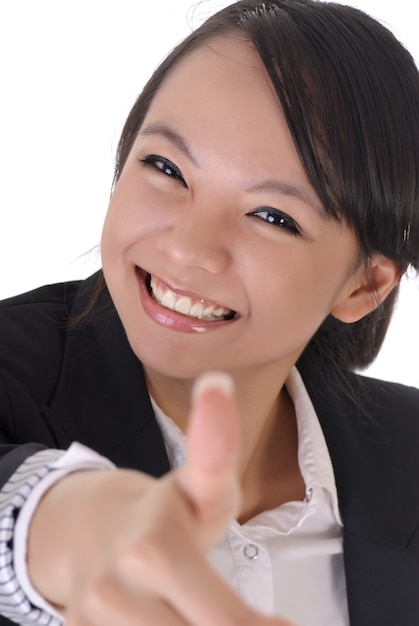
top-left (150, 277), bottom-right (233, 321)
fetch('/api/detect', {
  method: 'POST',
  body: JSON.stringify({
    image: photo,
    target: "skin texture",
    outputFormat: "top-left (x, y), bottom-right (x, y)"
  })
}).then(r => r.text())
top-left (28, 35), bottom-right (399, 624)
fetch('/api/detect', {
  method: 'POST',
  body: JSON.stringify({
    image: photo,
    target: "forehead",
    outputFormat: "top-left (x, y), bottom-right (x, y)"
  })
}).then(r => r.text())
top-left (148, 34), bottom-right (279, 120)
top-left (137, 35), bottom-right (329, 219)
top-left (141, 35), bottom-right (311, 184)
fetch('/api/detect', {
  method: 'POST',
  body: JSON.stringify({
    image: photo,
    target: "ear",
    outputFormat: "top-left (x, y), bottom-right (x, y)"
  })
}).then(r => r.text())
top-left (331, 256), bottom-right (401, 323)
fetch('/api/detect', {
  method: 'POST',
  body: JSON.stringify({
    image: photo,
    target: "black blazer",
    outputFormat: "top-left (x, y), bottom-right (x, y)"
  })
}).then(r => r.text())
top-left (0, 274), bottom-right (418, 626)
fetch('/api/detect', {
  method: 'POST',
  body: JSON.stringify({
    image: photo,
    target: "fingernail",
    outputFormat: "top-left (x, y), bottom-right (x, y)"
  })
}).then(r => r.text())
top-left (192, 371), bottom-right (235, 402)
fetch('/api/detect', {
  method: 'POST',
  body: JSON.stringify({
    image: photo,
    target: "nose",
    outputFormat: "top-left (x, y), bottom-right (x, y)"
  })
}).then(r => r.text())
top-left (156, 201), bottom-right (231, 274)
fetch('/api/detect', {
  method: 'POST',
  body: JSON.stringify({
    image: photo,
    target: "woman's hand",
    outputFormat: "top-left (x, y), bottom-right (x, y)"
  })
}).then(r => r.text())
top-left (28, 373), bottom-right (295, 625)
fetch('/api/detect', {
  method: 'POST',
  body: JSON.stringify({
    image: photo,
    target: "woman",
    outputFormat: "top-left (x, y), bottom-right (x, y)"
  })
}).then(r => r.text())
top-left (0, 1), bottom-right (418, 625)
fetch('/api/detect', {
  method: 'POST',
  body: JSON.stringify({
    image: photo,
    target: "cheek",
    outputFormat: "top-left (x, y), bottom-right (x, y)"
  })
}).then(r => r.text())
top-left (100, 204), bottom-right (139, 281)
top-left (100, 186), bottom-right (147, 262)
top-left (102, 174), bottom-right (179, 257)
top-left (100, 208), bottom-right (120, 270)
top-left (244, 242), bottom-right (355, 324)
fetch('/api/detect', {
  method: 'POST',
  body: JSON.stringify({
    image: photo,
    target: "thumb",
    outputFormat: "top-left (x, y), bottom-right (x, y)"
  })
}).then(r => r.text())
top-left (177, 372), bottom-right (242, 548)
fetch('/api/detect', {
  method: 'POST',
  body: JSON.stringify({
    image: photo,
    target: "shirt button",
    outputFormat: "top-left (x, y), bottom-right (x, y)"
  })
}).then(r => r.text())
top-left (306, 487), bottom-right (313, 502)
top-left (243, 544), bottom-right (259, 560)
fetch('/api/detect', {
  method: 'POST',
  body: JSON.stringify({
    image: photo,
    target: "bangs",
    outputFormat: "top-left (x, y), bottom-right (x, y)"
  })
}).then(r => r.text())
top-left (238, 2), bottom-right (419, 268)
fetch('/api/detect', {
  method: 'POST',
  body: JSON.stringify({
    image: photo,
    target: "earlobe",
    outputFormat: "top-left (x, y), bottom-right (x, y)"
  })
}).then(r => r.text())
top-left (331, 256), bottom-right (401, 323)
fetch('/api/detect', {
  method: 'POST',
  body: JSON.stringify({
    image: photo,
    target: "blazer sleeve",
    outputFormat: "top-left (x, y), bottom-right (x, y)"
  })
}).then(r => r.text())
top-left (0, 449), bottom-right (65, 626)
top-left (0, 281), bottom-right (80, 464)
top-left (0, 282), bottom-right (81, 626)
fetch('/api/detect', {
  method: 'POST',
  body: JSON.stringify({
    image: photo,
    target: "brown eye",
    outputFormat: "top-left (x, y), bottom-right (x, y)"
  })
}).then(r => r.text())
top-left (140, 154), bottom-right (187, 188)
top-left (248, 207), bottom-right (301, 236)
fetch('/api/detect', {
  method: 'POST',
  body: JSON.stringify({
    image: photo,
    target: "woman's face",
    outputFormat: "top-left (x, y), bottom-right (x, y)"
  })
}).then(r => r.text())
top-left (101, 35), bottom-right (362, 382)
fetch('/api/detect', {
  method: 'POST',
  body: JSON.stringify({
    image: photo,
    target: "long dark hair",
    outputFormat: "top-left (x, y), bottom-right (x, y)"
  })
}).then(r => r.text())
top-left (89, 0), bottom-right (419, 386)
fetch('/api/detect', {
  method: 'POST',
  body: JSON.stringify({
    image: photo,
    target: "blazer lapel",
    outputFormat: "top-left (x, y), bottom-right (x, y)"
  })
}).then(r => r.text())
top-left (43, 275), bottom-right (171, 477)
top-left (300, 365), bottom-right (419, 625)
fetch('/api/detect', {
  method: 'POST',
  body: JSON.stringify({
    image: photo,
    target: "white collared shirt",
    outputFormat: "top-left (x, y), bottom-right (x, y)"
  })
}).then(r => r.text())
top-left (151, 367), bottom-right (349, 625)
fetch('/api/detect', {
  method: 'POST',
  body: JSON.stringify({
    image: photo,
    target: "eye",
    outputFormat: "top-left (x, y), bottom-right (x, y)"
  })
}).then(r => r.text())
top-left (140, 154), bottom-right (188, 188)
top-left (248, 207), bottom-right (301, 236)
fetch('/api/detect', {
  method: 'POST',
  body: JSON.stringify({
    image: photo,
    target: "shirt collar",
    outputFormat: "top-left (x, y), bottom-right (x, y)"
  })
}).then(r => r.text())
top-left (286, 367), bottom-right (342, 526)
top-left (150, 367), bottom-right (342, 527)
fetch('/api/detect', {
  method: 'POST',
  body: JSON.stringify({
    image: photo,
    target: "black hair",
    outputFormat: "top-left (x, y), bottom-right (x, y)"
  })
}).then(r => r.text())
top-left (91, 0), bottom-right (419, 390)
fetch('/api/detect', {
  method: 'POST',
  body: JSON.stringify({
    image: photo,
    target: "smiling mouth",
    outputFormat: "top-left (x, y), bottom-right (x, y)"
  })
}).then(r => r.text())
top-left (146, 274), bottom-right (236, 321)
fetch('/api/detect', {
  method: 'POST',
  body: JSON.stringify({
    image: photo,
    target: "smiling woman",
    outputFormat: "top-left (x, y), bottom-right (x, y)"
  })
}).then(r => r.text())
top-left (101, 34), bottom-right (374, 391)
top-left (0, 2), bottom-right (419, 626)
top-left (0, 0), bottom-right (418, 387)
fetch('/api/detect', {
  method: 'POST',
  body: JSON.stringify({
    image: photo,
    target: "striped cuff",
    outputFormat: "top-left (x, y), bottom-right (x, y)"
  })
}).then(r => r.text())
top-left (0, 449), bottom-right (65, 625)
top-left (0, 445), bottom-right (114, 625)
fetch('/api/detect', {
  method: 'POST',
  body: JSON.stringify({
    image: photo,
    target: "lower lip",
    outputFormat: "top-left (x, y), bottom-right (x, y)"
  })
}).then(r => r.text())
top-left (136, 268), bottom-right (236, 334)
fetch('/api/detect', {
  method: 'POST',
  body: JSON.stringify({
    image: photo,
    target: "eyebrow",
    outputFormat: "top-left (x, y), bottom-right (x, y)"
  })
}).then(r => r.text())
top-left (245, 179), bottom-right (326, 219)
top-left (139, 122), bottom-right (198, 165)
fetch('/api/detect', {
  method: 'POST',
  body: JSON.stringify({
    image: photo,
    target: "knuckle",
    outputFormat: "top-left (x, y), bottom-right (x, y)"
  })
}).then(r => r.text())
top-left (73, 577), bottom-right (113, 623)
top-left (130, 532), bottom-right (177, 582)
top-left (221, 609), bottom-right (291, 626)
top-left (216, 609), bottom-right (256, 626)
top-left (85, 581), bottom-right (110, 615)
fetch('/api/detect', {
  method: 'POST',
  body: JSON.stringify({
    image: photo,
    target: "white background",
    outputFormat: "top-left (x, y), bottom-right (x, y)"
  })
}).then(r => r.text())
top-left (0, 0), bottom-right (418, 387)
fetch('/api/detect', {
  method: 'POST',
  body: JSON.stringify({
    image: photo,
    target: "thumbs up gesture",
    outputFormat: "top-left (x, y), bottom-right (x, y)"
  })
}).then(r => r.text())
top-left (29, 373), bottom-right (296, 625)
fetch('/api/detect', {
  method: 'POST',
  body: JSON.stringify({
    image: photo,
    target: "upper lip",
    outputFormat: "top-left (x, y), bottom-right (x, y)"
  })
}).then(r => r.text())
top-left (139, 267), bottom-right (237, 314)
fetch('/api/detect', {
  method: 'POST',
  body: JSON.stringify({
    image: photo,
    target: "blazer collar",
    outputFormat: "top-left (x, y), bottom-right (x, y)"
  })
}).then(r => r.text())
top-left (299, 362), bottom-right (419, 549)
top-left (45, 273), bottom-right (170, 476)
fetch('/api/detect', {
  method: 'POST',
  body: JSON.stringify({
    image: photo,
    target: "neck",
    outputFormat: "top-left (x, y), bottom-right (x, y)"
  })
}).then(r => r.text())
top-left (144, 363), bottom-right (305, 518)
top-left (144, 361), bottom-right (292, 437)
